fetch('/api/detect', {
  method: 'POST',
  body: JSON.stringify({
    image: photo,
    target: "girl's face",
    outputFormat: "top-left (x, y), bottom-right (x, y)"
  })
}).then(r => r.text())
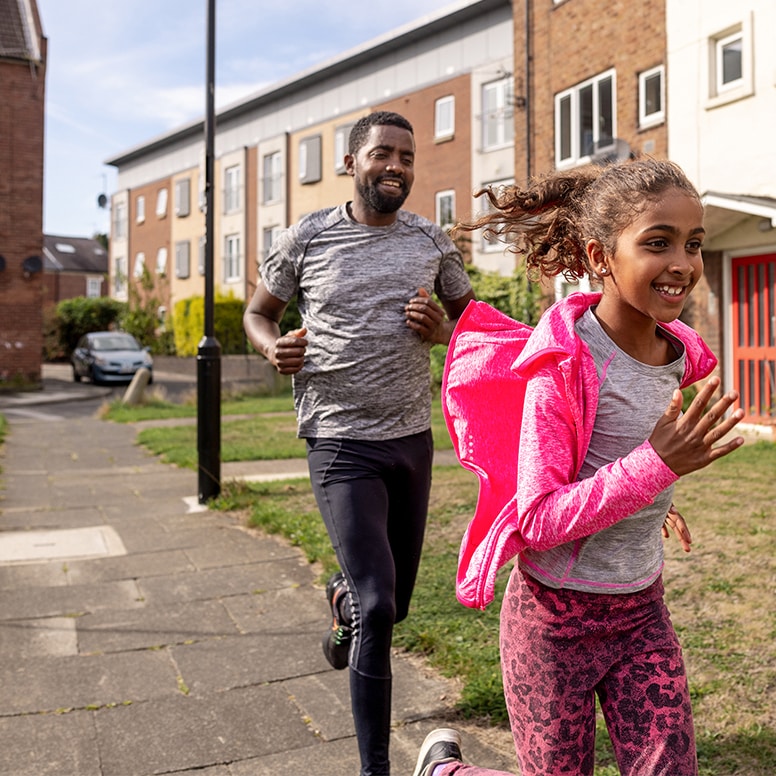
top-left (589, 190), bottom-right (705, 325)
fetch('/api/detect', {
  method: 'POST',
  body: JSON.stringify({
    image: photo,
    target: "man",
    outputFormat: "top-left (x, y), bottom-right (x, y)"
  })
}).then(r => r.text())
top-left (243, 111), bottom-right (475, 776)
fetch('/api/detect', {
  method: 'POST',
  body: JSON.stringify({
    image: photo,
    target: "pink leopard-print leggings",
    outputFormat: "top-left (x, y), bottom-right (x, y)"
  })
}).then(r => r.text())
top-left (442, 567), bottom-right (697, 776)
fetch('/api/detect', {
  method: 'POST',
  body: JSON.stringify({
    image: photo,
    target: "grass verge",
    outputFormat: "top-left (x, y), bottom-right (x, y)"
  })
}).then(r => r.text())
top-left (117, 391), bottom-right (775, 775)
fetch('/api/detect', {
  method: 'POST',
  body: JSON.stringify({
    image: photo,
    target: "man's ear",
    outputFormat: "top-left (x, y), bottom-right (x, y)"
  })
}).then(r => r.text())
top-left (344, 154), bottom-right (355, 177)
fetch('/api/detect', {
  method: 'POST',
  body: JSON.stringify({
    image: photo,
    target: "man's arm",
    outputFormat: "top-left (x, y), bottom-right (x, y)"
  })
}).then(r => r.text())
top-left (405, 288), bottom-right (476, 345)
top-left (243, 282), bottom-right (308, 374)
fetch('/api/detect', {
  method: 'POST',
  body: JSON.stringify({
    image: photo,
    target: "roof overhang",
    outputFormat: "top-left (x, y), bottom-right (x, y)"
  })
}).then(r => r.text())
top-left (702, 191), bottom-right (776, 236)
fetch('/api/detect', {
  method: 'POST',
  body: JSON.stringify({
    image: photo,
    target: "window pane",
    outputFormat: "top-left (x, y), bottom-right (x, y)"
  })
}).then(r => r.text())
top-left (597, 76), bottom-right (613, 146)
top-left (722, 37), bottom-right (743, 84)
top-left (579, 84), bottom-right (593, 156)
top-left (644, 72), bottom-right (662, 115)
top-left (559, 95), bottom-right (571, 160)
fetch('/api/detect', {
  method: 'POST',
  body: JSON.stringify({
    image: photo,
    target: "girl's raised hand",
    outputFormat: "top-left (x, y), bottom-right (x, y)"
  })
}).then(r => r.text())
top-left (649, 377), bottom-right (745, 476)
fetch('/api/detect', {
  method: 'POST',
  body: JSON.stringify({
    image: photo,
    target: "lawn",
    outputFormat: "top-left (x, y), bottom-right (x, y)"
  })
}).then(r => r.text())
top-left (106, 393), bottom-right (776, 775)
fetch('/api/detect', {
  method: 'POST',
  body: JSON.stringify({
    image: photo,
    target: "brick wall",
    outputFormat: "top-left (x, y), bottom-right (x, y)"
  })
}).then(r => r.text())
top-left (0, 31), bottom-right (47, 387)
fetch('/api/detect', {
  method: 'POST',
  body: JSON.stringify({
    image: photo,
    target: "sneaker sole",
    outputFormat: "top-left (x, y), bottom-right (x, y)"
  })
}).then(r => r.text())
top-left (412, 728), bottom-right (462, 776)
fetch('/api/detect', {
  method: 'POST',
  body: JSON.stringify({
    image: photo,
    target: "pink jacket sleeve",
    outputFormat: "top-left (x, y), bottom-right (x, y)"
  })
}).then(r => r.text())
top-left (515, 366), bottom-right (678, 550)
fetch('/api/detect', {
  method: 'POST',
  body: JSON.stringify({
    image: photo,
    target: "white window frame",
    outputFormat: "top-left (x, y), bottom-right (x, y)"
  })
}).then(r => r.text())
top-left (706, 18), bottom-right (753, 109)
top-left (478, 178), bottom-right (514, 253)
top-left (262, 225), bottom-right (283, 261)
top-left (136, 195), bottom-right (145, 224)
top-left (224, 165), bottom-right (241, 214)
top-left (198, 236), bottom-right (206, 276)
top-left (638, 65), bottom-right (664, 129)
top-left (262, 151), bottom-right (282, 203)
top-left (86, 276), bottom-right (102, 298)
top-left (482, 77), bottom-right (514, 151)
top-left (174, 179), bottom-right (190, 217)
top-left (435, 96), bottom-right (455, 141)
top-left (334, 124), bottom-right (354, 174)
top-left (114, 256), bottom-right (127, 297)
top-left (155, 246), bottom-right (168, 276)
top-left (716, 30), bottom-right (743, 94)
top-left (223, 234), bottom-right (241, 283)
top-left (133, 251), bottom-right (146, 279)
top-left (555, 69), bottom-right (616, 168)
top-left (435, 190), bottom-right (456, 231)
top-left (175, 240), bottom-right (190, 279)
top-left (155, 188), bottom-right (168, 218)
top-left (113, 201), bottom-right (127, 239)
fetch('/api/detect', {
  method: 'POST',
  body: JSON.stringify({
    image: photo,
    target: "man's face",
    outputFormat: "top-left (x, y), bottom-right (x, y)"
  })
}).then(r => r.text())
top-left (346, 124), bottom-right (415, 215)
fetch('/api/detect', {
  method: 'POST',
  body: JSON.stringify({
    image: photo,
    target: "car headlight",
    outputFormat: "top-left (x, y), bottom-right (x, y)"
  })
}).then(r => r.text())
top-left (94, 356), bottom-right (109, 366)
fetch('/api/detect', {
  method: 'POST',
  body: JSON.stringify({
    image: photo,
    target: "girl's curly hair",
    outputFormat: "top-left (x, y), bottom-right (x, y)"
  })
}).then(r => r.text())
top-left (455, 158), bottom-right (701, 282)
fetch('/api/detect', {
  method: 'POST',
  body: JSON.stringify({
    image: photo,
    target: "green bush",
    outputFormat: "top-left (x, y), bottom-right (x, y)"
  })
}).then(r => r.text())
top-left (55, 296), bottom-right (127, 356)
top-left (173, 293), bottom-right (248, 356)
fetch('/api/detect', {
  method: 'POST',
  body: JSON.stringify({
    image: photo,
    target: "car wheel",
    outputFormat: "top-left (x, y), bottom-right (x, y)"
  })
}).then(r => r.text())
top-left (72, 366), bottom-right (81, 383)
top-left (89, 367), bottom-right (101, 386)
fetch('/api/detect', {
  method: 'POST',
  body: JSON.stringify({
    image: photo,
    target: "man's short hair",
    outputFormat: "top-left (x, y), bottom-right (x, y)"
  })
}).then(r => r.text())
top-left (348, 112), bottom-right (414, 155)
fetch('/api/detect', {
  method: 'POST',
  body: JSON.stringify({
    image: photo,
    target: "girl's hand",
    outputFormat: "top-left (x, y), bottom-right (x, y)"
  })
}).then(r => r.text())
top-left (649, 377), bottom-right (745, 476)
top-left (662, 503), bottom-right (692, 553)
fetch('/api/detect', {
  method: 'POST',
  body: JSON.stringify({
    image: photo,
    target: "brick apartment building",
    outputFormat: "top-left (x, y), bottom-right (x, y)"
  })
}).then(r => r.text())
top-left (0, 0), bottom-right (46, 388)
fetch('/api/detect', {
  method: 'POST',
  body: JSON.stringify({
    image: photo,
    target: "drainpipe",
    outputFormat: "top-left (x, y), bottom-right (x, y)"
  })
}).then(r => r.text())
top-left (525, 0), bottom-right (532, 182)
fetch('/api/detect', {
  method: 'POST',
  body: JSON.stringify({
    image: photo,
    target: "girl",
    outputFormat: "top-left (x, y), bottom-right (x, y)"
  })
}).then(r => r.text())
top-left (413, 159), bottom-right (744, 776)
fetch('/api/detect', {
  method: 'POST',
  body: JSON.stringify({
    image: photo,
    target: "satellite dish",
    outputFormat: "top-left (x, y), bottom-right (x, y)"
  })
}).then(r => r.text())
top-left (590, 138), bottom-right (632, 166)
top-left (97, 193), bottom-right (108, 209)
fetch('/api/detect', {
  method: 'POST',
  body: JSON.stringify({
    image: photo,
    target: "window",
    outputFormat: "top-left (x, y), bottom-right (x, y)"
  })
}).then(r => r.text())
top-left (156, 188), bottom-right (168, 218)
top-left (707, 20), bottom-right (752, 107)
top-left (224, 165), bottom-right (241, 214)
top-left (716, 30), bottom-right (743, 93)
top-left (262, 225), bottom-right (283, 261)
top-left (435, 96), bottom-right (455, 140)
top-left (133, 251), bottom-right (146, 279)
top-left (198, 236), bottom-right (206, 276)
top-left (114, 256), bottom-right (127, 296)
top-left (334, 124), bottom-right (354, 174)
top-left (175, 179), bottom-right (190, 217)
top-left (136, 195), bottom-right (145, 224)
top-left (638, 65), bottom-right (664, 128)
top-left (482, 78), bottom-right (514, 150)
top-left (175, 241), bottom-right (190, 279)
top-left (555, 69), bottom-right (615, 166)
top-left (435, 190), bottom-right (455, 230)
top-left (478, 179), bottom-right (514, 253)
top-left (113, 201), bottom-right (127, 239)
top-left (262, 151), bottom-right (282, 203)
top-left (156, 247), bottom-right (168, 276)
top-left (299, 135), bottom-right (322, 184)
top-left (224, 234), bottom-right (241, 282)
top-left (86, 277), bottom-right (102, 298)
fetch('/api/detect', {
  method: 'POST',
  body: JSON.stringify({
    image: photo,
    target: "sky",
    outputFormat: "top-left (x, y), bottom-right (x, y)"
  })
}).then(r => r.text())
top-left (36, 0), bottom-right (463, 238)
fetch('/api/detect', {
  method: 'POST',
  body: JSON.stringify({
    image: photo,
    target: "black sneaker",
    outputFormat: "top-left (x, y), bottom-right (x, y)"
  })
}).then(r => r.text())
top-left (322, 571), bottom-right (352, 670)
top-left (412, 728), bottom-right (463, 776)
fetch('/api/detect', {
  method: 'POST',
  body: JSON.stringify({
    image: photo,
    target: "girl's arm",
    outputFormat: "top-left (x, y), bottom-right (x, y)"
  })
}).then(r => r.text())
top-left (515, 368), bottom-right (678, 551)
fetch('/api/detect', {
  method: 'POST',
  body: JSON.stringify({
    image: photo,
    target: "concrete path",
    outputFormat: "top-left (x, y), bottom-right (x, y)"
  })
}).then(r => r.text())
top-left (0, 373), bottom-right (516, 775)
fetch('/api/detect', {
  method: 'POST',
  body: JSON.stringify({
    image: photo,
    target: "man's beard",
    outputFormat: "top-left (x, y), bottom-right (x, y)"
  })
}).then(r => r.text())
top-left (356, 176), bottom-right (409, 214)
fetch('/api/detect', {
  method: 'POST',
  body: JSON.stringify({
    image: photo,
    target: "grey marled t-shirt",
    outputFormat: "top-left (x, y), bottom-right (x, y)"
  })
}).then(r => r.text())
top-left (259, 203), bottom-right (472, 440)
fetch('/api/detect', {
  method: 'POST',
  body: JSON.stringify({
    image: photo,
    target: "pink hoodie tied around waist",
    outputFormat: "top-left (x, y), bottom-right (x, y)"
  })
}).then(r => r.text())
top-left (441, 293), bottom-right (717, 610)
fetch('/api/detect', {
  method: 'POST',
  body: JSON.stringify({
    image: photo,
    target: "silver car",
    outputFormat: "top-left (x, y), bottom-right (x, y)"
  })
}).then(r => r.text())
top-left (71, 331), bottom-right (153, 385)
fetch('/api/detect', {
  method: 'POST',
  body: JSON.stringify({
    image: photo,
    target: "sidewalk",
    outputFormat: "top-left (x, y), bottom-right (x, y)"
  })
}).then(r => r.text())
top-left (0, 375), bottom-right (515, 775)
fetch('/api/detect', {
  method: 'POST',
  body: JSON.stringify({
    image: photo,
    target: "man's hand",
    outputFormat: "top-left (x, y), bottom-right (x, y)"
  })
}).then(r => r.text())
top-left (271, 327), bottom-right (308, 374)
top-left (404, 288), bottom-right (448, 343)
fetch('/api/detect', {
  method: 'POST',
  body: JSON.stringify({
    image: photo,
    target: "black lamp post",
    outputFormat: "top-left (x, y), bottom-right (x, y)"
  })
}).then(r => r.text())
top-left (197, 0), bottom-right (221, 503)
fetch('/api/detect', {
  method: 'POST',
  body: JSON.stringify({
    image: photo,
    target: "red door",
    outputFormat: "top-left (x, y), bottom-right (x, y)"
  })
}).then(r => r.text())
top-left (731, 253), bottom-right (776, 422)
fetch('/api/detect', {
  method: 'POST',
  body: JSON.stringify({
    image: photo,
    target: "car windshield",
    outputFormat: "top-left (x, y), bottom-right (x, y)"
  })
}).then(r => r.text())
top-left (91, 335), bottom-right (140, 352)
